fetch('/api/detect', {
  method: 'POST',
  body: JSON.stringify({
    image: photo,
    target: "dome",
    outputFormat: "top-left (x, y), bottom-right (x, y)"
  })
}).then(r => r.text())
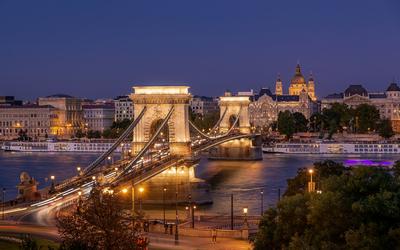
top-left (386, 82), bottom-right (400, 92)
top-left (344, 84), bottom-right (368, 97)
top-left (290, 64), bottom-right (306, 85)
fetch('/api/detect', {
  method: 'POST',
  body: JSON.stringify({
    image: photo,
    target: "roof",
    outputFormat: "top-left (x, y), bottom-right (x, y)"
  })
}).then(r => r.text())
top-left (369, 93), bottom-right (387, 99)
top-left (344, 85), bottom-right (368, 97)
top-left (0, 104), bottom-right (54, 109)
top-left (45, 94), bottom-right (75, 98)
top-left (386, 83), bottom-right (400, 92)
top-left (324, 93), bottom-right (344, 99)
top-left (274, 95), bottom-right (300, 102)
top-left (82, 104), bottom-right (115, 109)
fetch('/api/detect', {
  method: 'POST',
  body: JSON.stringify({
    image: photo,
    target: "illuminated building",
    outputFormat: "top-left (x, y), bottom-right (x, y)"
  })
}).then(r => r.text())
top-left (114, 95), bottom-right (134, 122)
top-left (0, 104), bottom-right (57, 140)
top-left (189, 96), bottom-right (219, 116)
top-left (321, 82), bottom-right (400, 132)
top-left (38, 94), bottom-right (83, 137)
top-left (83, 104), bottom-right (115, 132)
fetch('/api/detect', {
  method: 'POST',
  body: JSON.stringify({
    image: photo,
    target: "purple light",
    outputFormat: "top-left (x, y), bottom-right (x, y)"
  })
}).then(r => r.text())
top-left (344, 159), bottom-right (394, 167)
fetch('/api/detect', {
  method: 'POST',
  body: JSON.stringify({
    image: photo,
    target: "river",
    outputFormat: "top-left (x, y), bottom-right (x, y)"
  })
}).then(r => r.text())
top-left (0, 151), bottom-right (398, 215)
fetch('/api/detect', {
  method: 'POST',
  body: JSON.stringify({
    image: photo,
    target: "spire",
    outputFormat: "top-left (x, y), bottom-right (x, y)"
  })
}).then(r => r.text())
top-left (276, 73), bottom-right (282, 82)
top-left (295, 63), bottom-right (302, 75)
top-left (309, 71), bottom-right (314, 82)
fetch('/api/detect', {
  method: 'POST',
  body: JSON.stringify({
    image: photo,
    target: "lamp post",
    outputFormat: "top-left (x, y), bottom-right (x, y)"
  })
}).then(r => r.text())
top-left (230, 194), bottom-right (234, 230)
top-left (50, 175), bottom-right (55, 194)
top-left (163, 187), bottom-right (167, 226)
top-left (76, 166), bottom-right (81, 176)
top-left (243, 207), bottom-right (248, 227)
top-left (260, 189), bottom-right (264, 216)
top-left (2, 188), bottom-right (5, 220)
top-left (308, 169), bottom-right (315, 193)
top-left (174, 166), bottom-right (179, 244)
top-left (191, 204), bottom-right (196, 228)
top-left (139, 187), bottom-right (144, 214)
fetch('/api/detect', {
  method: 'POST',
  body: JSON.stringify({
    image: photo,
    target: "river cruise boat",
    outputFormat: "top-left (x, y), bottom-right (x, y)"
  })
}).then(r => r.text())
top-left (0, 141), bottom-right (132, 153)
top-left (262, 142), bottom-right (400, 154)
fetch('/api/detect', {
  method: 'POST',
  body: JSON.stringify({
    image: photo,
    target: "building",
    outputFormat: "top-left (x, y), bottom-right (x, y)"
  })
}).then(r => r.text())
top-left (248, 64), bottom-right (318, 129)
top-left (189, 96), bottom-right (219, 116)
top-left (0, 104), bottom-right (57, 140)
top-left (0, 96), bottom-right (22, 106)
top-left (114, 96), bottom-right (134, 122)
top-left (321, 83), bottom-right (400, 132)
top-left (285, 64), bottom-right (317, 101)
top-left (38, 94), bottom-right (83, 137)
top-left (83, 104), bottom-right (115, 132)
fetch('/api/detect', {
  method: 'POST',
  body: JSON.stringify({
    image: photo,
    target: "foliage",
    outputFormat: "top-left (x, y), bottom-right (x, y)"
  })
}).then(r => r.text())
top-left (254, 162), bottom-right (400, 250)
top-left (378, 119), bottom-right (395, 139)
top-left (309, 113), bottom-right (323, 132)
top-left (190, 112), bottom-right (220, 131)
top-left (74, 129), bottom-right (85, 139)
top-left (102, 119), bottom-right (132, 139)
top-left (57, 189), bottom-right (148, 250)
top-left (86, 130), bottom-right (101, 139)
top-left (354, 104), bottom-right (380, 133)
top-left (19, 234), bottom-right (39, 250)
top-left (277, 111), bottom-right (295, 139)
top-left (292, 112), bottom-right (308, 133)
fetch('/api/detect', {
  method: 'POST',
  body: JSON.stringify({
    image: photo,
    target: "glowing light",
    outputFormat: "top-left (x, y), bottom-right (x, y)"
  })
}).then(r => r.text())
top-left (50, 175), bottom-right (55, 180)
top-left (78, 191), bottom-right (82, 196)
top-left (92, 176), bottom-right (96, 180)
top-left (76, 167), bottom-right (81, 172)
top-left (133, 86), bottom-right (190, 95)
top-left (243, 207), bottom-right (248, 214)
top-left (139, 187), bottom-right (144, 193)
top-left (308, 169), bottom-right (314, 174)
top-left (122, 188), bottom-right (128, 194)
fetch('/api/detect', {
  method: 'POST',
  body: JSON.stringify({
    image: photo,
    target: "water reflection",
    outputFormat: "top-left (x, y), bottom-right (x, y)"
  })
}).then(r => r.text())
top-left (0, 151), bottom-right (398, 215)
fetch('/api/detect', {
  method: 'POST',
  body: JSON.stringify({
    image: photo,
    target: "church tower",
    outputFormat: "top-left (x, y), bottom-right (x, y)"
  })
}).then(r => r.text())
top-left (288, 64), bottom-right (307, 96)
top-left (307, 73), bottom-right (316, 101)
top-left (275, 74), bottom-right (283, 95)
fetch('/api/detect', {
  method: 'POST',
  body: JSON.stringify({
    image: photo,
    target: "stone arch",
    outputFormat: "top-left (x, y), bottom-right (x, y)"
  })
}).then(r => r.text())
top-left (218, 95), bottom-right (251, 134)
top-left (131, 86), bottom-right (192, 156)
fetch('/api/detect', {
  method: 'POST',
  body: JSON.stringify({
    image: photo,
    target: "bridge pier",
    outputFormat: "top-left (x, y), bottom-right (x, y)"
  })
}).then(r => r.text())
top-left (208, 136), bottom-right (262, 161)
top-left (133, 163), bottom-right (212, 205)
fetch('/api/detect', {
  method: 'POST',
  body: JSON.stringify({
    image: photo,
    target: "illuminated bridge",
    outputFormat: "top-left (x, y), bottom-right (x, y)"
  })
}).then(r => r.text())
top-left (5, 85), bottom-right (261, 219)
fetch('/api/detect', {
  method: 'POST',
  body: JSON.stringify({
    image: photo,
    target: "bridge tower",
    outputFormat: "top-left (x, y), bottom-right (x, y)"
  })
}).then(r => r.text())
top-left (219, 93), bottom-right (251, 134)
top-left (130, 86), bottom-right (192, 156)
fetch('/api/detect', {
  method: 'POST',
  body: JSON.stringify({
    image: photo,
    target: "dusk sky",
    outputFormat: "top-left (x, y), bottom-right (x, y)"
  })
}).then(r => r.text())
top-left (1, 0), bottom-right (400, 100)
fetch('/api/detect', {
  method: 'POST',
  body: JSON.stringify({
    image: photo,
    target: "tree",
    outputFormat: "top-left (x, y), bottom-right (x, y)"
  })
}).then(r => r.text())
top-left (277, 111), bottom-right (295, 139)
top-left (309, 113), bottom-right (323, 132)
top-left (87, 130), bottom-right (101, 139)
top-left (292, 112), bottom-right (308, 133)
top-left (57, 189), bottom-right (148, 250)
top-left (254, 164), bottom-right (400, 250)
top-left (378, 119), bottom-right (394, 139)
top-left (354, 104), bottom-right (380, 133)
top-left (74, 129), bottom-right (85, 139)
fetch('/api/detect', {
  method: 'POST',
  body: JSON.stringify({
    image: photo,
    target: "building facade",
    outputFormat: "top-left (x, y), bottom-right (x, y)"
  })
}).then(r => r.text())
top-left (321, 83), bottom-right (400, 132)
top-left (83, 104), bottom-right (115, 132)
top-left (189, 96), bottom-right (219, 116)
top-left (249, 64), bottom-right (317, 129)
top-left (38, 94), bottom-right (83, 137)
top-left (0, 105), bottom-right (56, 140)
top-left (114, 96), bottom-right (134, 122)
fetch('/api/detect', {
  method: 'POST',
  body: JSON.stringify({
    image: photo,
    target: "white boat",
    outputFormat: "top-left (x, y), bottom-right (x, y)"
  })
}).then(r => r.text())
top-left (263, 142), bottom-right (400, 154)
top-left (0, 141), bottom-right (131, 153)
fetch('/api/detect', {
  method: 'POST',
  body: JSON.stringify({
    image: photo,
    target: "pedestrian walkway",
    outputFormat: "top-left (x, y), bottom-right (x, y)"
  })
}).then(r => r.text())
top-left (148, 232), bottom-right (252, 250)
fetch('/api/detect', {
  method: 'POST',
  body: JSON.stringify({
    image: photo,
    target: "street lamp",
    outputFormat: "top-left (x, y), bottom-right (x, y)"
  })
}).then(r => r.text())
top-left (2, 188), bottom-right (5, 220)
top-left (139, 187), bottom-right (144, 214)
top-left (243, 207), bottom-right (248, 227)
top-left (49, 175), bottom-right (56, 194)
top-left (260, 189), bottom-right (264, 216)
top-left (163, 187), bottom-right (167, 227)
top-left (191, 204), bottom-right (196, 228)
top-left (308, 169), bottom-right (315, 193)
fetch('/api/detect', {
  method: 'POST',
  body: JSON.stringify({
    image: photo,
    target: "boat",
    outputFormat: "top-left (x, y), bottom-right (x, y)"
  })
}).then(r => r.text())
top-left (0, 140), bottom-right (132, 153)
top-left (262, 142), bottom-right (400, 154)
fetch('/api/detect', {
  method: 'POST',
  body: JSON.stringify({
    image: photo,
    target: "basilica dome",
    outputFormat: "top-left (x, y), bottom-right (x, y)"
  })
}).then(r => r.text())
top-left (290, 64), bottom-right (306, 85)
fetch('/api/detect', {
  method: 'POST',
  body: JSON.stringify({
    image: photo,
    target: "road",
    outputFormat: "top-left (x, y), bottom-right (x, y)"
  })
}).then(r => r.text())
top-left (0, 223), bottom-right (251, 250)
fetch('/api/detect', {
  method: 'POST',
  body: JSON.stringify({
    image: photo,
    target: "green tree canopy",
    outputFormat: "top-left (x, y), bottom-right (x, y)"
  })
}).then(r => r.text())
top-left (254, 162), bottom-right (400, 250)
top-left (378, 118), bottom-right (395, 139)
top-left (292, 112), bottom-right (308, 133)
top-left (354, 103), bottom-right (380, 133)
top-left (277, 111), bottom-right (295, 139)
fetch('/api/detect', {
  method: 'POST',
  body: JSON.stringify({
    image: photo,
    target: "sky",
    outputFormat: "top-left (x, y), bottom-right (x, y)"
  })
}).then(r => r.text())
top-left (1, 0), bottom-right (400, 100)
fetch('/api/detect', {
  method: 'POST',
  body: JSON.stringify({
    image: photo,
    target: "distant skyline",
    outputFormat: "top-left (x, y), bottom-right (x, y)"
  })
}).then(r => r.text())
top-left (1, 0), bottom-right (400, 100)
